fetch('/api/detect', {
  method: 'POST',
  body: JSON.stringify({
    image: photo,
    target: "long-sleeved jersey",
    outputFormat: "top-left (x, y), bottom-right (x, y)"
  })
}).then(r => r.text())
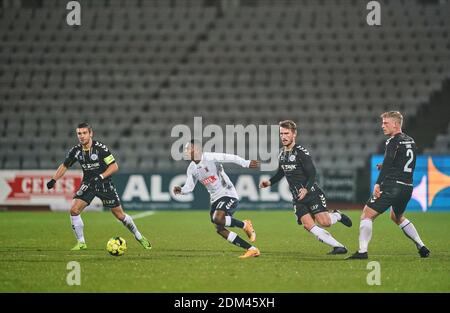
top-left (63, 140), bottom-right (116, 182)
top-left (376, 132), bottom-right (417, 185)
top-left (180, 152), bottom-right (251, 203)
top-left (269, 144), bottom-right (320, 202)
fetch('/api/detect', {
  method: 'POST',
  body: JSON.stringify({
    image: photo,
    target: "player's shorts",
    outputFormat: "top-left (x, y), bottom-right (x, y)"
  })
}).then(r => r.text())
top-left (366, 180), bottom-right (413, 217)
top-left (210, 196), bottom-right (239, 222)
top-left (293, 190), bottom-right (328, 225)
top-left (74, 180), bottom-right (121, 209)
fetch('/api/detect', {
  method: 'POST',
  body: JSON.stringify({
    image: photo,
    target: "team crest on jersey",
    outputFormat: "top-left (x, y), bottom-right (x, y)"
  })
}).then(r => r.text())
top-left (289, 155), bottom-right (296, 162)
top-left (90, 153), bottom-right (98, 161)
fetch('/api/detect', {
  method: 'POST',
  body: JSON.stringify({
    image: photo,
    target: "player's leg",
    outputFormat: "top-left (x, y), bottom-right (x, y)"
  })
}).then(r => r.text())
top-left (212, 197), bottom-right (256, 242)
top-left (390, 188), bottom-right (430, 257)
top-left (211, 198), bottom-right (249, 229)
top-left (298, 205), bottom-right (347, 255)
top-left (359, 206), bottom-right (380, 252)
top-left (315, 211), bottom-right (352, 228)
top-left (312, 192), bottom-right (352, 228)
top-left (69, 198), bottom-right (89, 250)
top-left (347, 183), bottom-right (399, 260)
top-left (99, 182), bottom-right (151, 249)
top-left (211, 210), bottom-right (259, 258)
top-left (108, 205), bottom-right (151, 250)
top-left (314, 211), bottom-right (332, 227)
top-left (211, 199), bottom-right (243, 227)
top-left (346, 205), bottom-right (380, 259)
top-left (69, 183), bottom-right (96, 250)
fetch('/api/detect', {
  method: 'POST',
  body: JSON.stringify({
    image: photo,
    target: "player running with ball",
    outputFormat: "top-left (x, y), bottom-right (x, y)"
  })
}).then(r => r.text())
top-left (173, 140), bottom-right (260, 258)
top-left (46, 123), bottom-right (151, 251)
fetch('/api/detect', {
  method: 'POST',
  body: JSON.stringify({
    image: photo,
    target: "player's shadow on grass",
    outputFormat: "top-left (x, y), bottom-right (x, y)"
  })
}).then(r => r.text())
top-left (260, 250), bottom-right (352, 261)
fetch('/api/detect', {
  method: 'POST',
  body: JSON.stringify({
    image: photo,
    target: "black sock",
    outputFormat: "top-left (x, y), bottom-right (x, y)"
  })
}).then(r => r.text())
top-left (231, 235), bottom-right (252, 250)
top-left (231, 218), bottom-right (244, 228)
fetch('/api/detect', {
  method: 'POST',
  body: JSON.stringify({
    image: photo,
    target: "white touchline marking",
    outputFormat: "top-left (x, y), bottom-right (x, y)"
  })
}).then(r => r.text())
top-left (130, 211), bottom-right (156, 220)
top-left (115, 211), bottom-right (155, 222)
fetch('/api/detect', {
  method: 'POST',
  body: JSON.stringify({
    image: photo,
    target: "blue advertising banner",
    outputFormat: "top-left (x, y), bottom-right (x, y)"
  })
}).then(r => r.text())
top-left (371, 155), bottom-right (450, 212)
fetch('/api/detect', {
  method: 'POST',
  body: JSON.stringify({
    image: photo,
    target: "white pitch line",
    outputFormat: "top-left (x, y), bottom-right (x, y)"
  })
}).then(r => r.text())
top-left (130, 211), bottom-right (156, 220)
top-left (115, 211), bottom-right (155, 223)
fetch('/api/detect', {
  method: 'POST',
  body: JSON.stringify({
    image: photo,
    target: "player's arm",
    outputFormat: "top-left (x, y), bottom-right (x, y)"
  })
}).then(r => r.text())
top-left (100, 162), bottom-right (119, 179)
top-left (47, 147), bottom-right (77, 189)
top-left (260, 164), bottom-right (284, 188)
top-left (297, 149), bottom-right (317, 200)
top-left (374, 139), bottom-right (397, 198)
top-left (46, 164), bottom-right (68, 189)
top-left (174, 166), bottom-right (197, 195)
top-left (203, 152), bottom-right (260, 168)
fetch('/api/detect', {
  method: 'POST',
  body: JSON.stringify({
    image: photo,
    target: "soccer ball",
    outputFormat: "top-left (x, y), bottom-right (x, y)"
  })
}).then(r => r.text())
top-left (106, 237), bottom-right (127, 256)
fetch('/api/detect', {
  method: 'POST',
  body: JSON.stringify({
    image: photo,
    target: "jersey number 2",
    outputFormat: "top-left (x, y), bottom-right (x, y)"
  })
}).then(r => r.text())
top-left (404, 149), bottom-right (414, 173)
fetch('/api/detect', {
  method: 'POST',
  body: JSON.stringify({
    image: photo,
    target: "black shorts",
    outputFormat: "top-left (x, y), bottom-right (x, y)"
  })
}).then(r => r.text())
top-left (366, 180), bottom-right (413, 217)
top-left (74, 180), bottom-right (121, 209)
top-left (210, 196), bottom-right (239, 222)
top-left (293, 191), bottom-right (328, 225)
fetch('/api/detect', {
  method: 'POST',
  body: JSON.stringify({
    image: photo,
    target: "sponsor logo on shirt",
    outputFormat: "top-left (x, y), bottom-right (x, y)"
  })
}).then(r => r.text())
top-left (201, 175), bottom-right (217, 185)
top-left (282, 164), bottom-right (297, 171)
top-left (81, 163), bottom-right (100, 170)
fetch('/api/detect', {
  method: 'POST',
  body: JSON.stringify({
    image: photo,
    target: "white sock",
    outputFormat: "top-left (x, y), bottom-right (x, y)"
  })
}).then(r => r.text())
top-left (70, 215), bottom-right (85, 244)
top-left (309, 225), bottom-right (344, 248)
top-left (399, 219), bottom-right (425, 249)
top-left (359, 219), bottom-right (373, 253)
top-left (329, 212), bottom-right (341, 225)
top-left (225, 216), bottom-right (232, 227)
top-left (227, 231), bottom-right (237, 243)
top-left (122, 214), bottom-right (143, 240)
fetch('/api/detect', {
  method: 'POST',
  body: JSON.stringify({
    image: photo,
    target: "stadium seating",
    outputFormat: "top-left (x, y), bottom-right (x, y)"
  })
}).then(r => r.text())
top-left (0, 0), bottom-right (449, 173)
top-left (425, 123), bottom-right (450, 154)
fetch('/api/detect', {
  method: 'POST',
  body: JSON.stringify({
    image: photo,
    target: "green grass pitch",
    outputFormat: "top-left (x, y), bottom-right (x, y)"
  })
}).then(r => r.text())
top-left (0, 210), bottom-right (449, 292)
